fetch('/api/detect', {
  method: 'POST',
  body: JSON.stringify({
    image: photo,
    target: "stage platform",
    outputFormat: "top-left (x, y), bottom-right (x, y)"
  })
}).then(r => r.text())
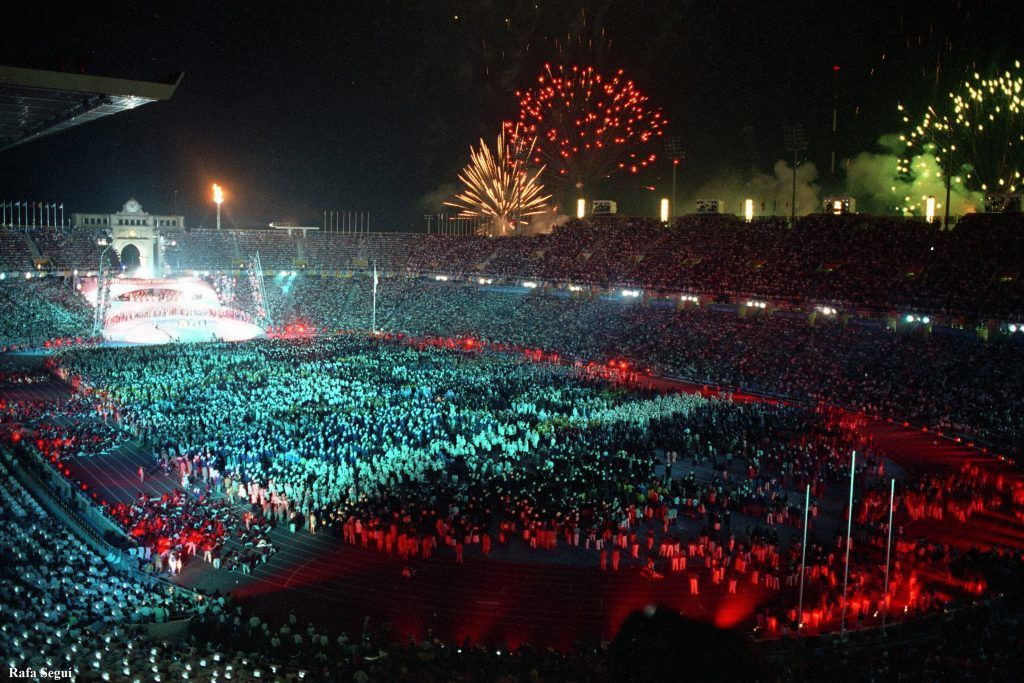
top-left (103, 315), bottom-right (266, 344)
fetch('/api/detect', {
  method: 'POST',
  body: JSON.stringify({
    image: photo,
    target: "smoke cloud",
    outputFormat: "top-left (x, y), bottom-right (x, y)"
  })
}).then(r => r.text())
top-left (419, 181), bottom-right (459, 213)
top-left (673, 134), bottom-right (984, 219)
top-left (843, 134), bottom-right (983, 216)
top-left (683, 159), bottom-right (822, 217)
top-left (525, 205), bottom-right (570, 235)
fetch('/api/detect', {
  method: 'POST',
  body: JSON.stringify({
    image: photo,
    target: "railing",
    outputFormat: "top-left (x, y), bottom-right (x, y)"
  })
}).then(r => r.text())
top-left (2, 440), bottom-right (202, 601)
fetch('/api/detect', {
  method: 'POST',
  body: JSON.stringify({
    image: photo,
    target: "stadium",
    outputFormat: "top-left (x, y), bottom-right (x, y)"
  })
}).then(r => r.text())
top-left (2, 4), bottom-right (1024, 682)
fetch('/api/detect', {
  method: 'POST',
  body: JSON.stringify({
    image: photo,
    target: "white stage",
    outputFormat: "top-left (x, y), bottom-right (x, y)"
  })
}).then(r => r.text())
top-left (102, 315), bottom-right (266, 344)
top-left (82, 275), bottom-right (267, 345)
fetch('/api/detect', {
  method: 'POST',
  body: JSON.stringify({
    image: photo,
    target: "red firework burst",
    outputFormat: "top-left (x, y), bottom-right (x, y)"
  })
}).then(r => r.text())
top-left (506, 64), bottom-right (666, 190)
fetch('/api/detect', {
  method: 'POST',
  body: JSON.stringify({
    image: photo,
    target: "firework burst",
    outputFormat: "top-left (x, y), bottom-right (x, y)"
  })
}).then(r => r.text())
top-left (445, 127), bottom-right (551, 236)
top-left (899, 61), bottom-right (1024, 212)
top-left (506, 64), bottom-right (666, 192)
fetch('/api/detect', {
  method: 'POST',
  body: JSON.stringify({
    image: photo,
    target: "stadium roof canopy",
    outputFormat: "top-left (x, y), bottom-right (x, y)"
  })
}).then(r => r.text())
top-left (0, 65), bottom-right (182, 151)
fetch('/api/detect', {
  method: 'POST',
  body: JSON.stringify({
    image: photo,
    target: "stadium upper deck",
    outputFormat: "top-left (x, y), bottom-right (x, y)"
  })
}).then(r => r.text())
top-left (5, 212), bottom-right (1021, 320)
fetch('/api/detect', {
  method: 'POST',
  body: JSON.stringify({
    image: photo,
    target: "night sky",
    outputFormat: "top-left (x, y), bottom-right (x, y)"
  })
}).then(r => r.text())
top-left (1, 0), bottom-right (1021, 229)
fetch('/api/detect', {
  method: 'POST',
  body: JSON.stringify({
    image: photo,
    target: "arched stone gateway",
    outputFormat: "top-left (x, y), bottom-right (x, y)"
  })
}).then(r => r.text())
top-left (119, 243), bottom-right (141, 272)
top-left (73, 198), bottom-right (186, 277)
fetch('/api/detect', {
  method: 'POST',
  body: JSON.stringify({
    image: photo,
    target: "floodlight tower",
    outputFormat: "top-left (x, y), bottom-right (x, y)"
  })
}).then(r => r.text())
top-left (92, 232), bottom-right (114, 337)
top-left (213, 183), bottom-right (225, 231)
top-left (665, 136), bottom-right (684, 219)
top-left (782, 124), bottom-right (807, 226)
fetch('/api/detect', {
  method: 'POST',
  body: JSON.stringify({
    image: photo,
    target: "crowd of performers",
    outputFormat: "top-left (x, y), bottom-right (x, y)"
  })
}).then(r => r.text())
top-left (266, 276), bottom-right (1024, 461)
top-left (0, 336), bottom-right (1003, 639)
top-left (105, 305), bottom-right (252, 327)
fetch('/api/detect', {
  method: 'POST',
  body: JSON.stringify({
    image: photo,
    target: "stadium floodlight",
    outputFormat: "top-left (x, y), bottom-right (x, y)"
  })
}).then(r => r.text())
top-left (782, 123), bottom-right (807, 225)
top-left (1010, 324), bottom-right (1018, 333)
top-left (744, 198), bottom-right (754, 223)
top-left (213, 183), bottom-right (225, 230)
top-left (905, 314), bottom-right (915, 323)
top-left (921, 316), bottom-right (930, 324)
top-left (660, 198), bottom-right (669, 223)
top-left (576, 198), bottom-right (586, 219)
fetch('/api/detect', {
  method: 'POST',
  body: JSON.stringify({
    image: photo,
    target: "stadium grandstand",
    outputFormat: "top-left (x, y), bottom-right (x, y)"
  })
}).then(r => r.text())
top-left (2, 208), bottom-right (1024, 680)
top-left (1, 14), bottom-right (1023, 679)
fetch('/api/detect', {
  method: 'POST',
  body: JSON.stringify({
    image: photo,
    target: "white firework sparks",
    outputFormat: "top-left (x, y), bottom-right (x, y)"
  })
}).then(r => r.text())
top-left (445, 127), bottom-right (551, 236)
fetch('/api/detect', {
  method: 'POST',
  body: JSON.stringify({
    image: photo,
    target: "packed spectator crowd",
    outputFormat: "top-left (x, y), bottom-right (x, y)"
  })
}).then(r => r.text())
top-left (4, 258), bottom-right (1022, 461)
top-left (0, 277), bottom-right (93, 350)
top-left (2, 213), bottom-right (1024, 679)
top-left (153, 212), bottom-right (1024, 319)
top-left (260, 275), bottom-right (1024, 460)
top-left (0, 449), bottom-right (214, 678)
top-left (5, 211), bottom-right (1024, 316)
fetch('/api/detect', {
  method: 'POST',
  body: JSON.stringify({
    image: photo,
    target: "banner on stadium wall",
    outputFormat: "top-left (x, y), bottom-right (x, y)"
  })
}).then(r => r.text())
top-left (696, 199), bottom-right (724, 214)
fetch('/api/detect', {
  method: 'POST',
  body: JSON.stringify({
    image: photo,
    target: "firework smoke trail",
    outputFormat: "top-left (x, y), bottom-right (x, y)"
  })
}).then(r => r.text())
top-left (507, 64), bottom-right (666, 193)
top-left (445, 126), bottom-right (551, 236)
